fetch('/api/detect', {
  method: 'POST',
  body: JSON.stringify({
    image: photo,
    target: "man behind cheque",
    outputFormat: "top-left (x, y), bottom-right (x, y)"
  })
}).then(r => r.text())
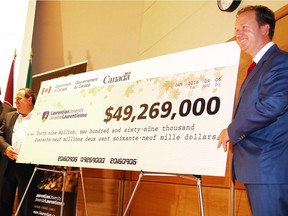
top-left (0, 88), bottom-right (41, 216)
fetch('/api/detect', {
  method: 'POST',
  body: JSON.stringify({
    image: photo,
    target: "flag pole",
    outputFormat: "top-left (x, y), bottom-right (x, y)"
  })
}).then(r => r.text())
top-left (30, 48), bottom-right (33, 59)
top-left (4, 49), bottom-right (16, 106)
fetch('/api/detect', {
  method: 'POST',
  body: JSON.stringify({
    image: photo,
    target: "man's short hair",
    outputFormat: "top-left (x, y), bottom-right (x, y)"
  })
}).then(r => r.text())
top-left (237, 5), bottom-right (275, 40)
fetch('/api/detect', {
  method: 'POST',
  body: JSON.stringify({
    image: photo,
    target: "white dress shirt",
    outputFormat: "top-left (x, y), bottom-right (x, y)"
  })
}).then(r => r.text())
top-left (12, 111), bottom-right (33, 154)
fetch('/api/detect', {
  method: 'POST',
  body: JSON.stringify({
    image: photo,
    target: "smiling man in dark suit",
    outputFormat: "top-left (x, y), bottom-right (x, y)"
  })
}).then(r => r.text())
top-left (217, 5), bottom-right (288, 216)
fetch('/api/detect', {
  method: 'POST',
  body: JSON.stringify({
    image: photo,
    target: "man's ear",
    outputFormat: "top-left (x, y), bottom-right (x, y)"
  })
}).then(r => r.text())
top-left (28, 97), bottom-right (33, 104)
top-left (260, 23), bottom-right (270, 37)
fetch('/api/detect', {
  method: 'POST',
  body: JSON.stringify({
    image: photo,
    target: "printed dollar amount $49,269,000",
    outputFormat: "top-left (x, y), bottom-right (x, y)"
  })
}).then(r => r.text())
top-left (103, 96), bottom-right (220, 123)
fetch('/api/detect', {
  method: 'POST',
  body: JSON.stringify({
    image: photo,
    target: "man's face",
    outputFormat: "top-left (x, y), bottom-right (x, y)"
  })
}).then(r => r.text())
top-left (234, 10), bottom-right (267, 57)
top-left (15, 90), bottom-right (33, 115)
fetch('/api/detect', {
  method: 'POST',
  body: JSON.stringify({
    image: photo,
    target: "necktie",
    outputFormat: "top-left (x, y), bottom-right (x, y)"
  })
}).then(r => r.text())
top-left (243, 61), bottom-right (256, 82)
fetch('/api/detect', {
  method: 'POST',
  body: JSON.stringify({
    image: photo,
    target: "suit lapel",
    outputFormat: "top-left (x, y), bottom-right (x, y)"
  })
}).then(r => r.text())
top-left (234, 45), bottom-right (279, 116)
top-left (8, 112), bottom-right (19, 142)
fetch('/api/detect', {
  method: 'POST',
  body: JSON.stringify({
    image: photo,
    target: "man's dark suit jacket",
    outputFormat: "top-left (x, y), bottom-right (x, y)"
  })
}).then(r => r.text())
top-left (0, 101), bottom-right (16, 126)
top-left (0, 102), bottom-right (16, 189)
top-left (228, 44), bottom-right (288, 184)
top-left (0, 111), bottom-right (19, 175)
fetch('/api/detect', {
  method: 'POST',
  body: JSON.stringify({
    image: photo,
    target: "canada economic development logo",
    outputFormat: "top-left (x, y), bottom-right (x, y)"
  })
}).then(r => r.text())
top-left (41, 109), bottom-right (87, 122)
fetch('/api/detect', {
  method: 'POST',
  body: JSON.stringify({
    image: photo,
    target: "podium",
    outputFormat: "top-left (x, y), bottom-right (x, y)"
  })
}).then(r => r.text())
top-left (15, 166), bottom-right (88, 216)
